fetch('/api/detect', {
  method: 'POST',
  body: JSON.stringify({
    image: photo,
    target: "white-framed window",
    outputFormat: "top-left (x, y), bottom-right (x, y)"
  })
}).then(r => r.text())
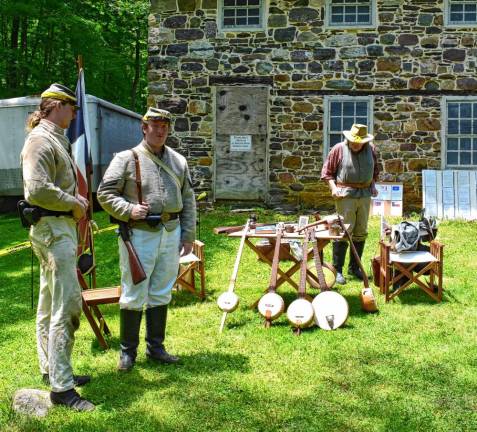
top-left (325, 0), bottom-right (376, 28)
top-left (445, 0), bottom-right (477, 26)
top-left (218, 0), bottom-right (266, 31)
top-left (442, 97), bottom-right (477, 168)
top-left (323, 96), bottom-right (374, 155)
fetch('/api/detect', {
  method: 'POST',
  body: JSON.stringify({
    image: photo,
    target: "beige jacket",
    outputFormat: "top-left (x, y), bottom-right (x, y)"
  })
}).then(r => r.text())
top-left (21, 119), bottom-right (77, 211)
top-left (97, 141), bottom-right (196, 243)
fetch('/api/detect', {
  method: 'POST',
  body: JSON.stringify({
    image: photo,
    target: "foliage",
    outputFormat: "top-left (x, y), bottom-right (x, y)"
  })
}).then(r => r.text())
top-left (0, 209), bottom-right (476, 431)
top-left (0, 0), bottom-right (149, 112)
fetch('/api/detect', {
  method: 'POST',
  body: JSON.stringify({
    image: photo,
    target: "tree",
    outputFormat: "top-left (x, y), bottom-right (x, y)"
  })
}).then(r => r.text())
top-left (0, 0), bottom-right (149, 111)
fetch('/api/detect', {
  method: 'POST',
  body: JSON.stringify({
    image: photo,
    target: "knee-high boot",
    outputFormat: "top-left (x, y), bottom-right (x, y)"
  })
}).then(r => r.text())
top-left (145, 305), bottom-right (180, 364)
top-left (118, 309), bottom-right (142, 372)
top-left (348, 241), bottom-right (366, 280)
top-left (333, 241), bottom-right (348, 285)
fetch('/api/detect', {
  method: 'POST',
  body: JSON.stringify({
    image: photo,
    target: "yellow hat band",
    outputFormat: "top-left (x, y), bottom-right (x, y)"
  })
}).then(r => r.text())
top-left (350, 135), bottom-right (363, 143)
top-left (41, 91), bottom-right (77, 103)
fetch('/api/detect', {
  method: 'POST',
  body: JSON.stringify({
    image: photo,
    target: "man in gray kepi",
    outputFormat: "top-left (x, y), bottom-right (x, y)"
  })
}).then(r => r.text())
top-left (21, 83), bottom-right (94, 411)
top-left (97, 107), bottom-right (196, 371)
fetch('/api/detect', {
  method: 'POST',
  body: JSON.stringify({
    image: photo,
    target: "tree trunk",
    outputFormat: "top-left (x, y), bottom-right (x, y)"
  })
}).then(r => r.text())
top-left (7, 15), bottom-right (20, 90)
top-left (131, 20), bottom-right (140, 111)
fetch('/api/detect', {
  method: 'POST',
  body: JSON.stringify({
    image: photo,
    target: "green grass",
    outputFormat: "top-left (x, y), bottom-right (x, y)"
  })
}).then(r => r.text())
top-left (0, 208), bottom-right (476, 432)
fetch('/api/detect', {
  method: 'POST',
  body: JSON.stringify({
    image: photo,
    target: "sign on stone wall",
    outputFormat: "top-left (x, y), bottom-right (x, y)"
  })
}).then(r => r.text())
top-left (230, 135), bottom-right (252, 152)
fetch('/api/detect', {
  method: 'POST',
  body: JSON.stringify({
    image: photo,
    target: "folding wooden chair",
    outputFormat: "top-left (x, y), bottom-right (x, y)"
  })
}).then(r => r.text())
top-left (175, 240), bottom-right (206, 299)
top-left (379, 240), bottom-right (444, 302)
top-left (78, 270), bottom-right (120, 350)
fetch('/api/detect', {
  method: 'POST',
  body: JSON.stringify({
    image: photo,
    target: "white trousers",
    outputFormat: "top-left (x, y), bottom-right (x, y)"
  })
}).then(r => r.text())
top-left (30, 217), bottom-right (82, 393)
top-left (118, 225), bottom-right (181, 310)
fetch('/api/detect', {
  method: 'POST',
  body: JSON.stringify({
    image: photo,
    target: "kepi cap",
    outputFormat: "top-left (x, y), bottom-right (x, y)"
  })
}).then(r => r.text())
top-left (143, 107), bottom-right (172, 122)
top-left (41, 83), bottom-right (78, 108)
top-left (343, 123), bottom-right (374, 144)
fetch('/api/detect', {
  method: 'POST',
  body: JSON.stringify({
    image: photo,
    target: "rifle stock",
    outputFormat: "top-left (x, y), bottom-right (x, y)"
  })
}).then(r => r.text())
top-left (116, 220), bottom-right (147, 285)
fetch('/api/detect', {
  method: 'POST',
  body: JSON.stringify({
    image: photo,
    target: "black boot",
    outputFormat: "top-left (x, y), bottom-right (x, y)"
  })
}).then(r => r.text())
top-left (118, 309), bottom-right (142, 372)
top-left (145, 305), bottom-right (180, 364)
top-left (333, 241), bottom-right (348, 285)
top-left (348, 241), bottom-right (366, 280)
top-left (50, 389), bottom-right (95, 412)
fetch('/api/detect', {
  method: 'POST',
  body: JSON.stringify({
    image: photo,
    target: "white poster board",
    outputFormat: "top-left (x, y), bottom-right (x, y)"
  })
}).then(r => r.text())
top-left (422, 169), bottom-right (477, 220)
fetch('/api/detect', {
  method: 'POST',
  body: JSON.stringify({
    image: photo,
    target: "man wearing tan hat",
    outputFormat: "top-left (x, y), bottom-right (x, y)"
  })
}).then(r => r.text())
top-left (321, 124), bottom-right (379, 285)
top-left (97, 106), bottom-right (196, 371)
top-left (21, 83), bottom-right (94, 411)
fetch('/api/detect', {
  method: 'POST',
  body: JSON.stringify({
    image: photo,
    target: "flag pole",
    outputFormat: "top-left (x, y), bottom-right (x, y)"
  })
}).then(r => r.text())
top-left (76, 55), bottom-right (97, 289)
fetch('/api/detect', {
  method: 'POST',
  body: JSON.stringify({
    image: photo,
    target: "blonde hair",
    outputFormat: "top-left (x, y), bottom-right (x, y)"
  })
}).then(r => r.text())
top-left (26, 98), bottom-right (59, 132)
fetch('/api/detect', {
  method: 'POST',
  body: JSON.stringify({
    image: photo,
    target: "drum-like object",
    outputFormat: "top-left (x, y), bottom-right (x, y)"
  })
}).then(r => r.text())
top-left (286, 298), bottom-right (314, 328)
top-left (258, 292), bottom-right (285, 320)
top-left (307, 262), bottom-right (337, 289)
top-left (217, 291), bottom-right (239, 312)
top-left (312, 291), bottom-right (349, 330)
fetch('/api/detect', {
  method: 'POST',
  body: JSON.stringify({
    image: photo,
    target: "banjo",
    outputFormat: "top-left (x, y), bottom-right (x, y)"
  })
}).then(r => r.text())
top-left (258, 223), bottom-right (285, 325)
top-left (217, 217), bottom-right (253, 332)
top-left (287, 228), bottom-right (315, 332)
top-left (309, 228), bottom-right (349, 330)
top-left (337, 216), bottom-right (378, 313)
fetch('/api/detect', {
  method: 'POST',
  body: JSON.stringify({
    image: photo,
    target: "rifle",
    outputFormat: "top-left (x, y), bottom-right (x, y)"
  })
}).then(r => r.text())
top-left (116, 219), bottom-right (147, 285)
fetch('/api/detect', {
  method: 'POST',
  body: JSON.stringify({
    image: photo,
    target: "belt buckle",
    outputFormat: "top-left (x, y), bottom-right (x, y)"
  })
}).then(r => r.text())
top-left (161, 212), bottom-right (170, 223)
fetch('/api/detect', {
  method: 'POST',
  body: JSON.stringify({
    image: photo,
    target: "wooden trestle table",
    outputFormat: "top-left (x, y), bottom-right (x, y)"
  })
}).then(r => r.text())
top-left (226, 224), bottom-right (349, 306)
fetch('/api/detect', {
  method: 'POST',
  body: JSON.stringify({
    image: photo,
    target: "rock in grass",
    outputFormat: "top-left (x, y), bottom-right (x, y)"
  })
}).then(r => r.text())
top-left (13, 389), bottom-right (52, 418)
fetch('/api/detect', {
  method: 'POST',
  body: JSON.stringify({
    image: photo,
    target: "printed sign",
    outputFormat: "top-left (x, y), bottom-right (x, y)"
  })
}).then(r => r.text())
top-left (230, 135), bottom-right (252, 152)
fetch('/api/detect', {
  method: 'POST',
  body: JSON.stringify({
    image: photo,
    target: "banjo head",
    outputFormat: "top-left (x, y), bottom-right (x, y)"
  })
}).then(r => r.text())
top-left (258, 292), bottom-right (285, 320)
top-left (312, 291), bottom-right (349, 330)
top-left (307, 262), bottom-right (337, 289)
top-left (287, 298), bottom-right (314, 328)
top-left (217, 291), bottom-right (239, 312)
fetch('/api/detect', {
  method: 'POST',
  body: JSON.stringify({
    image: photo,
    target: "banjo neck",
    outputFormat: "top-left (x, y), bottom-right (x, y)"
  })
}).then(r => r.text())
top-left (227, 218), bottom-right (251, 293)
top-left (310, 228), bottom-right (329, 292)
top-left (298, 228), bottom-right (310, 299)
top-left (268, 223), bottom-right (284, 294)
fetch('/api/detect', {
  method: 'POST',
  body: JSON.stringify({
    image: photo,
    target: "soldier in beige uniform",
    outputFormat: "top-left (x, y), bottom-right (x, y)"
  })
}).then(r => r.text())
top-left (97, 107), bottom-right (196, 371)
top-left (21, 84), bottom-right (94, 411)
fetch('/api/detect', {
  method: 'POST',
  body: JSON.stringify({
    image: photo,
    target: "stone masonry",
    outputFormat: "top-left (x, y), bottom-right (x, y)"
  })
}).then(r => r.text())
top-left (148, 0), bottom-right (477, 211)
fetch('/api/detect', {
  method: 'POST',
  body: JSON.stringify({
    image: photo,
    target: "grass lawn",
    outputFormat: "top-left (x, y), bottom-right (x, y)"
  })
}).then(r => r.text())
top-left (0, 207), bottom-right (476, 432)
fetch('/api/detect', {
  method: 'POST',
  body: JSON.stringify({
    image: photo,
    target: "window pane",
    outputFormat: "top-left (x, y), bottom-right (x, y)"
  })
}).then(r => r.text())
top-left (330, 102), bottom-right (341, 116)
top-left (474, 138), bottom-right (477, 150)
top-left (356, 117), bottom-right (368, 125)
top-left (224, 18), bottom-right (234, 25)
top-left (451, 4), bottom-right (464, 13)
top-left (224, 0), bottom-right (235, 6)
top-left (248, 17), bottom-right (259, 24)
top-left (448, 103), bottom-right (459, 118)
top-left (448, 138), bottom-right (458, 150)
top-left (451, 12), bottom-right (464, 21)
top-left (473, 152), bottom-right (477, 165)
top-left (460, 103), bottom-right (472, 118)
top-left (460, 120), bottom-right (472, 134)
top-left (448, 120), bottom-right (459, 134)
top-left (330, 134), bottom-right (342, 147)
top-left (249, 0), bottom-right (260, 5)
top-left (343, 102), bottom-right (354, 116)
top-left (237, 0), bottom-right (247, 6)
top-left (343, 118), bottom-right (355, 130)
top-left (461, 152), bottom-right (471, 164)
top-left (236, 17), bottom-right (246, 25)
top-left (461, 138), bottom-right (472, 150)
top-left (345, 14), bottom-right (356, 23)
top-left (224, 9), bottom-right (234, 16)
top-left (331, 117), bottom-right (341, 131)
top-left (356, 102), bottom-right (367, 115)
top-left (447, 152), bottom-right (458, 165)
top-left (237, 9), bottom-right (246, 16)
top-left (248, 8), bottom-right (260, 16)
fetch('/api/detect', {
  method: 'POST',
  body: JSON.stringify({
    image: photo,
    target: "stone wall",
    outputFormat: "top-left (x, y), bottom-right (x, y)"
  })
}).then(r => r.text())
top-left (148, 0), bottom-right (477, 210)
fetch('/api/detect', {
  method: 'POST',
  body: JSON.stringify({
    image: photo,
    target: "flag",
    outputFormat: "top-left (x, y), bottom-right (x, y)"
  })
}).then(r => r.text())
top-left (67, 69), bottom-right (93, 266)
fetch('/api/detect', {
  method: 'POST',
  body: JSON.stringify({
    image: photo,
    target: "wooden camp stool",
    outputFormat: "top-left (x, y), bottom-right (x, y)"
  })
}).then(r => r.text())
top-left (379, 240), bottom-right (444, 302)
top-left (78, 270), bottom-right (121, 350)
top-left (175, 240), bottom-right (206, 299)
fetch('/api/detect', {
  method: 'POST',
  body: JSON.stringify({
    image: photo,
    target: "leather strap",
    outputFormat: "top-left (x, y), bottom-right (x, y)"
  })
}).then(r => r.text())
top-left (336, 181), bottom-right (371, 189)
top-left (138, 145), bottom-right (182, 192)
top-left (131, 149), bottom-right (143, 205)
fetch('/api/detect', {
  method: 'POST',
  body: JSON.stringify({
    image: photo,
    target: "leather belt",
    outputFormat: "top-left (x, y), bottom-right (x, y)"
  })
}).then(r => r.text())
top-left (129, 212), bottom-right (180, 228)
top-left (336, 182), bottom-right (371, 189)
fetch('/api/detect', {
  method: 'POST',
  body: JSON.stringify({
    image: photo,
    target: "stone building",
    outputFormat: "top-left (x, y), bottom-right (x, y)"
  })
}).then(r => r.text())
top-left (148, 0), bottom-right (477, 210)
